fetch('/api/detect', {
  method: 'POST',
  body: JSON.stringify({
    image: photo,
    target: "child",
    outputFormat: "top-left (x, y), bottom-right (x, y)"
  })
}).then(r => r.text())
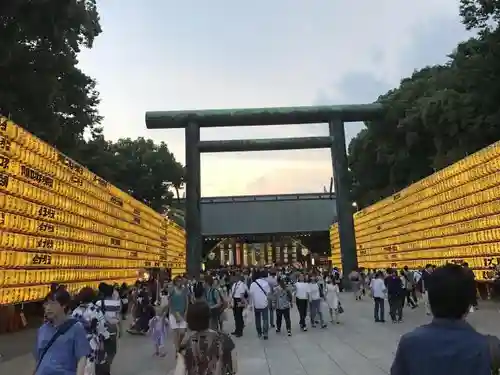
top-left (148, 308), bottom-right (168, 357)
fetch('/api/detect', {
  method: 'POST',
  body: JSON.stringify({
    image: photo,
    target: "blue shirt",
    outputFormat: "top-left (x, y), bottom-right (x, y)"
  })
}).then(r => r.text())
top-left (170, 288), bottom-right (188, 315)
top-left (391, 319), bottom-right (497, 375)
top-left (35, 320), bottom-right (91, 375)
top-left (205, 287), bottom-right (220, 308)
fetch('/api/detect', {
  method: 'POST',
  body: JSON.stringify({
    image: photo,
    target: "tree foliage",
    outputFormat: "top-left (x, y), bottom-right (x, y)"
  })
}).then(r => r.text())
top-left (460, 0), bottom-right (500, 31)
top-left (74, 134), bottom-right (185, 213)
top-left (108, 138), bottom-right (184, 213)
top-left (349, 1), bottom-right (500, 209)
top-left (1, 1), bottom-right (185, 214)
top-left (0, 0), bottom-right (102, 155)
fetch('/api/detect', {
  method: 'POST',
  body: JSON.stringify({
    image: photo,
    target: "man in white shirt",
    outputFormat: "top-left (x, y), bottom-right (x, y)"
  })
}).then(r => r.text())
top-left (230, 275), bottom-right (249, 337)
top-left (294, 274), bottom-right (310, 331)
top-left (249, 271), bottom-right (271, 339)
top-left (370, 271), bottom-right (387, 322)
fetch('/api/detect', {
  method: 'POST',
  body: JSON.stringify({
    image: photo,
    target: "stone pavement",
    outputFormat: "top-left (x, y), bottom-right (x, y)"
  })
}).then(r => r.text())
top-left (2, 295), bottom-right (500, 375)
top-left (0, 325), bottom-right (176, 375)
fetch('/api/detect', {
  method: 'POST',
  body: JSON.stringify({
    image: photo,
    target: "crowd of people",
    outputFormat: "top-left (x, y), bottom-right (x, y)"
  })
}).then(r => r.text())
top-left (33, 260), bottom-right (500, 375)
top-left (387, 263), bottom-right (500, 375)
top-left (347, 262), bottom-right (479, 324)
top-left (35, 282), bottom-right (130, 375)
top-left (32, 266), bottom-right (344, 375)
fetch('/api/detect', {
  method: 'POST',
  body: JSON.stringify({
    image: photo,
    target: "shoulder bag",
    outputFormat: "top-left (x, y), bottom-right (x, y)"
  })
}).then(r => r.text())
top-left (253, 281), bottom-right (267, 296)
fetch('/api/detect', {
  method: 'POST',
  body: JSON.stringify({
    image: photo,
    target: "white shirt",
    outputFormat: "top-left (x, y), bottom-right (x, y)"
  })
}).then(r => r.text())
top-left (370, 278), bottom-right (386, 298)
top-left (95, 298), bottom-right (121, 327)
top-left (294, 282), bottom-right (309, 299)
top-left (413, 270), bottom-right (422, 283)
top-left (160, 294), bottom-right (169, 307)
top-left (231, 281), bottom-right (248, 299)
top-left (266, 275), bottom-right (278, 290)
top-left (308, 283), bottom-right (321, 301)
top-left (249, 279), bottom-right (270, 309)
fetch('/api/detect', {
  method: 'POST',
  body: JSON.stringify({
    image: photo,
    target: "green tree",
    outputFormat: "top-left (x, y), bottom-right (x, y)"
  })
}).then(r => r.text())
top-left (0, 2), bottom-right (187, 217)
top-left (0, 0), bottom-right (102, 156)
top-left (74, 127), bottom-right (118, 181)
top-left (348, 15), bottom-right (500, 208)
top-left (460, 0), bottom-right (500, 30)
top-left (104, 138), bottom-right (185, 213)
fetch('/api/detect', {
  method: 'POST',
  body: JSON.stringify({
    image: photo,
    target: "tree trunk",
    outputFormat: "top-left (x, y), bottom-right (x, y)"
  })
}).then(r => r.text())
top-left (174, 185), bottom-right (181, 203)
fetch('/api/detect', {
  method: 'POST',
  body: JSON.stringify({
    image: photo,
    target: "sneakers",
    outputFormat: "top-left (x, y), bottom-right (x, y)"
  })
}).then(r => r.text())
top-left (276, 328), bottom-right (292, 336)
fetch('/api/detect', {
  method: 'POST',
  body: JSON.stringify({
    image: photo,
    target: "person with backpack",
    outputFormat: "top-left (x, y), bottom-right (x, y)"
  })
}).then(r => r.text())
top-left (35, 287), bottom-right (90, 375)
top-left (95, 283), bottom-right (121, 375)
top-left (249, 270), bottom-right (271, 339)
top-left (401, 268), bottom-right (417, 308)
top-left (205, 275), bottom-right (224, 331)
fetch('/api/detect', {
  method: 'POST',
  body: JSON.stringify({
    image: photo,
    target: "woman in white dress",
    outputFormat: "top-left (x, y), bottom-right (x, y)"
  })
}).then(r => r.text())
top-left (325, 277), bottom-right (340, 324)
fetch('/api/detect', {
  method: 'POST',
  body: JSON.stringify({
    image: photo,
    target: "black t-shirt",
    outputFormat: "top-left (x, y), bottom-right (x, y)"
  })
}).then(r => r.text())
top-left (421, 271), bottom-right (431, 291)
top-left (465, 268), bottom-right (475, 280)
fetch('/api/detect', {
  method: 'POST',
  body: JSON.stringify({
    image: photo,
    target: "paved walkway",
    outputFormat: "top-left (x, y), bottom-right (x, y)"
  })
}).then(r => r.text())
top-left (2, 295), bottom-right (500, 375)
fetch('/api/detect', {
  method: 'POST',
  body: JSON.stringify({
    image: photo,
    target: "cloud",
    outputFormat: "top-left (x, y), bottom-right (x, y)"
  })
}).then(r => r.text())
top-left (77, 0), bottom-right (470, 196)
top-left (244, 164), bottom-right (334, 195)
top-left (241, 10), bottom-right (472, 195)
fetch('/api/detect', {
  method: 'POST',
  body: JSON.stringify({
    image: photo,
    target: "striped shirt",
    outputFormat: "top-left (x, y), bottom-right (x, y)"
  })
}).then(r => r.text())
top-left (95, 298), bottom-right (121, 330)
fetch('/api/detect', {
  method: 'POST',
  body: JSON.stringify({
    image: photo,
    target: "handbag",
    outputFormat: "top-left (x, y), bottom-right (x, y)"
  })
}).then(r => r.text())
top-left (34, 319), bottom-right (78, 374)
top-left (337, 302), bottom-right (344, 314)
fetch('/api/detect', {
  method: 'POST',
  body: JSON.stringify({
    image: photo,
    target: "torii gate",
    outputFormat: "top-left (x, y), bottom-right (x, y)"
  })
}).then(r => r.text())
top-left (145, 104), bottom-right (383, 277)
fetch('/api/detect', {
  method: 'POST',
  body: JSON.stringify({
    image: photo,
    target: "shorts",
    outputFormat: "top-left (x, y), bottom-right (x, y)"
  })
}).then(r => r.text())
top-left (169, 314), bottom-right (187, 329)
top-left (154, 333), bottom-right (166, 347)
